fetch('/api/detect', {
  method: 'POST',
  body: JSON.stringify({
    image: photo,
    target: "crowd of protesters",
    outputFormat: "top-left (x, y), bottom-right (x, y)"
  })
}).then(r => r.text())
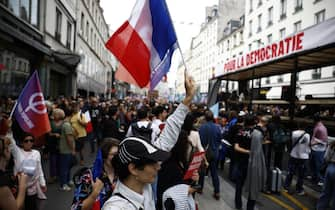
top-left (0, 73), bottom-right (335, 210)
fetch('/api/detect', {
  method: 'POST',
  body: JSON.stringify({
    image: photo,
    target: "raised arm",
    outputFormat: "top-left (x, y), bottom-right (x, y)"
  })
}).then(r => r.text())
top-left (153, 71), bottom-right (196, 152)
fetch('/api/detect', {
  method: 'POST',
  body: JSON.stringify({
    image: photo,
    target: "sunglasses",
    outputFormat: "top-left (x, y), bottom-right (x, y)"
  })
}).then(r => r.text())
top-left (23, 139), bottom-right (34, 143)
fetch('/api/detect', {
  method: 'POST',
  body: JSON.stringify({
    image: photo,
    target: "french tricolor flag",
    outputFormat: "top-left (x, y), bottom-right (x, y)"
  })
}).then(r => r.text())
top-left (105, 0), bottom-right (178, 90)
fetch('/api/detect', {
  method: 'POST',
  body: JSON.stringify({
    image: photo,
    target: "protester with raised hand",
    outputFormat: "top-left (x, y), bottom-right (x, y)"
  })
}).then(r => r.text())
top-left (102, 72), bottom-right (196, 210)
top-left (5, 119), bottom-right (46, 210)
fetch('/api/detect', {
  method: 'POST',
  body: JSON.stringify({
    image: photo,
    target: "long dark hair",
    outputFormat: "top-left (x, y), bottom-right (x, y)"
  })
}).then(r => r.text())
top-left (170, 113), bottom-right (196, 168)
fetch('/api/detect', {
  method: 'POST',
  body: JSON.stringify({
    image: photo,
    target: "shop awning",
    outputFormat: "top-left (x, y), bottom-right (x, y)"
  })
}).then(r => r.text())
top-left (215, 17), bottom-right (335, 81)
top-left (53, 51), bottom-right (81, 68)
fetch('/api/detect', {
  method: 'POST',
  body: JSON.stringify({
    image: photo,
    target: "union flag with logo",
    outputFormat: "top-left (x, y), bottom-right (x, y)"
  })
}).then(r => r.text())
top-left (13, 71), bottom-right (50, 137)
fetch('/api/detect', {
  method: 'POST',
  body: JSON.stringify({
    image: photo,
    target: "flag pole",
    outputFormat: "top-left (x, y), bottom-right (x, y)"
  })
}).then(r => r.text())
top-left (177, 44), bottom-right (188, 72)
top-left (9, 101), bottom-right (18, 119)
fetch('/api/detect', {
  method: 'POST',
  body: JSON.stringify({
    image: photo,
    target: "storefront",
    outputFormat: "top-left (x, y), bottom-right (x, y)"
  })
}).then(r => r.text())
top-left (0, 3), bottom-right (80, 99)
top-left (0, 2), bottom-right (50, 97)
top-left (77, 71), bottom-right (106, 98)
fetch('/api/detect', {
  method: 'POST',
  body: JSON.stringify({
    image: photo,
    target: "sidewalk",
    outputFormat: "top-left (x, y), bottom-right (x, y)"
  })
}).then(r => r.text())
top-left (197, 176), bottom-right (258, 210)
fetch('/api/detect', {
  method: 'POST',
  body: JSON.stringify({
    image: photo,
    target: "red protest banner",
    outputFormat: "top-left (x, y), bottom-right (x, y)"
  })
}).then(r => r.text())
top-left (183, 151), bottom-right (205, 180)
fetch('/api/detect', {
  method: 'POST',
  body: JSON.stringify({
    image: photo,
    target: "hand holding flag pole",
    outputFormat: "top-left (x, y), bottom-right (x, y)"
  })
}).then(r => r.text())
top-left (183, 69), bottom-right (196, 106)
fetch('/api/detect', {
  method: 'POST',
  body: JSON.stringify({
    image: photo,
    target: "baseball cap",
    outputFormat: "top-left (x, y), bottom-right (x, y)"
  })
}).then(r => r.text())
top-left (118, 137), bottom-right (170, 165)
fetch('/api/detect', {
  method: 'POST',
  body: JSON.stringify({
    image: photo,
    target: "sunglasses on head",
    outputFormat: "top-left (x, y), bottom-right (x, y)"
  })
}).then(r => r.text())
top-left (23, 139), bottom-right (34, 143)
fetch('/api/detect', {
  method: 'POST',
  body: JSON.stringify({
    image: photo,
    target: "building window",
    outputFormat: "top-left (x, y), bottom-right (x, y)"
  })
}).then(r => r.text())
top-left (7, 0), bottom-right (20, 16)
top-left (55, 8), bottom-right (62, 42)
top-left (277, 75), bottom-right (284, 83)
top-left (227, 40), bottom-right (230, 50)
top-left (294, 21), bottom-right (301, 33)
top-left (312, 68), bottom-right (321, 79)
top-left (240, 31), bottom-right (244, 44)
top-left (90, 28), bottom-right (93, 46)
top-left (257, 14), bottom-right (262, 33)
top-left (66, 21), bottom-right (72, 49)
top-left (233, 35), bottom-right (237, 47)
top-left (249, 0), bottom-right (253, 13)
top-left (315, 10), bottom-right (325, 24)
top-left (268, 7), bottom-right (273, 26)
top-left (267, 34), bottom-right (272, 44)
top-left (86, 21), bottom-right (89, 40)
top-left (295, 0), bottom-right (303, 13)
top-left (248, 44), bottom-right (252, 51)
top-left (280, 0), bottom-right (287, 20)
top-left (266, 77), bottom-right (270, 84)
top-left (257, 39), bottom-right (262, 48)
top-left (30, 0), bottom-right (38, 27)
top-left (258, 0), bottom-right (262, 7)
top-left (91, 1), bottom-right (94, 14)
top-left (20, 0), bottom-right (30, 21)
top-left (249, 20), bottom-right (252, 37)
top-left (280, 28), bottom-right (286, 39)
top-left (2, 0), bottom-right (39, 27)
top-left (80, 13), bottom-right (84, 33)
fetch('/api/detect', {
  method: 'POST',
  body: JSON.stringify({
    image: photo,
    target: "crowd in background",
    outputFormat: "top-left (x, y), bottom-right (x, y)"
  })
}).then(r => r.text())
top-left (0, 83), bottom-right (335, 210)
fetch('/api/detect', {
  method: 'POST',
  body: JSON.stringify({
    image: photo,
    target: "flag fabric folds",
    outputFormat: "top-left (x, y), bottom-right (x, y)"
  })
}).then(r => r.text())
top-left (13, 71), bottom-right (50, 137)
top-left (105, 0), bottom-right (178, 90)
top-left (82, 111), bottom-right (93, 133)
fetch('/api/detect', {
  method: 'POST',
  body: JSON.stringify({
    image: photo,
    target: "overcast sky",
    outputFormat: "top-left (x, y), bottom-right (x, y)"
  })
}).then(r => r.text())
top-left (100, 0), bottom-right (218, 87)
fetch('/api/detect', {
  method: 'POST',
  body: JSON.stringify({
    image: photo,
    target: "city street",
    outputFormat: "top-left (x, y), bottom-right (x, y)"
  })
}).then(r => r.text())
top-left (42, 143), bottom-right (321, 210)
top-left (1, 0), bottom-right (335, 210)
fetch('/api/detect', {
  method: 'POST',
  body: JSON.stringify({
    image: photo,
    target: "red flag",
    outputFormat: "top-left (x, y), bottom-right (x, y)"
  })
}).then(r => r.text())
top-left (13, 71), bottom-right (50, 137)
top-left (83, 111), bottom-right (93, 133)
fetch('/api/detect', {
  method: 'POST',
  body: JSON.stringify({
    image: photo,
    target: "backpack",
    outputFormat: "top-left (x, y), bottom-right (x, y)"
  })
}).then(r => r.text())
top-left (131, 122), bottom-right (153, 143)
top-left (272, 127), bottom-right (290, 144)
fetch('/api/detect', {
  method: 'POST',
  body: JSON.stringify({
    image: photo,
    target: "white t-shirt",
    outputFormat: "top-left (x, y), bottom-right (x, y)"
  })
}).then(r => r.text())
top-left (290, 130), bottom-right (311, 159)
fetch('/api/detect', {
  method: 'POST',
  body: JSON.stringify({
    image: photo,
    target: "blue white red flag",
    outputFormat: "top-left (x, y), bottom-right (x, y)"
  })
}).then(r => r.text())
top-left (13, 71), bottom-right (50, 137)
top-left (105, 0), bottom-right (178, 90)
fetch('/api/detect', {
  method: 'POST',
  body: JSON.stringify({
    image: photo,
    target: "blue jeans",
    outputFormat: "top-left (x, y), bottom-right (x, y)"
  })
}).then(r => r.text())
top-left (284, 157), bottom-right (306, 192)
top-left (59, 154), bottom-right (72, 187)
top-left (199, 157), bottom-right (220, 194)
top-left (311, 150), bottom-right (325, 182)
top-left (317, 163), bottom-right (335, 210)
top-left (49, 152), bottom-right (59, 177)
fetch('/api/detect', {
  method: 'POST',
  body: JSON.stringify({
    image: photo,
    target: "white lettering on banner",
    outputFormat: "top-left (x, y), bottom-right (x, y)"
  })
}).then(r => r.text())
top-left (18, 103), bottom-right (34, 129)
top-left (24, 92), bottom-right (47, 114)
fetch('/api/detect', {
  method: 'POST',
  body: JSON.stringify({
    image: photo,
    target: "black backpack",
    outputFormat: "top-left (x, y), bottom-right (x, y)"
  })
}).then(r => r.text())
top-left (272, 127), bottom-right (290, 145)
top-left (131, 122), bottom-right (153, 143)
